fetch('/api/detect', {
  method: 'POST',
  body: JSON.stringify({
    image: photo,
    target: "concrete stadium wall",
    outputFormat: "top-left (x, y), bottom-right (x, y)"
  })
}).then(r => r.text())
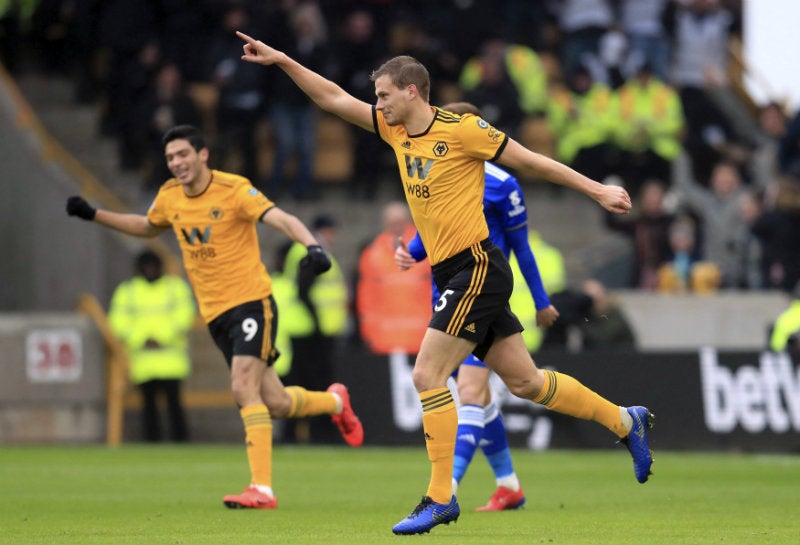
top-left (0, 313), bottom-right (106, 443)
top-left (0, 65), bottom-right (140, 314)
top-left (616, 290), bottom-right (791, 351)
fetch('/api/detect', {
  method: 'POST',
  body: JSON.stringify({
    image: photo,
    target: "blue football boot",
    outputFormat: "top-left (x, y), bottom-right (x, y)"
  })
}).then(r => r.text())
top-left (621, 406), bottom-right (655, 483)
top-left (392, 496), bottom-right (460, 535)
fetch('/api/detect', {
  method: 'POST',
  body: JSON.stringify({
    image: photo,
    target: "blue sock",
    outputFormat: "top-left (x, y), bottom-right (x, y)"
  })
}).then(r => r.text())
top-left (481, 402), bottom-right (515, 480)
top-left (453, 404), bottom-right (484, 484)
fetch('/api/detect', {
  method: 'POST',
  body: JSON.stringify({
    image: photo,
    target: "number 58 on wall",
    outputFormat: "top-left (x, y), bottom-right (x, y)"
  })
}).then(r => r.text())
top-left (25, 329), bottom-right (83, 383)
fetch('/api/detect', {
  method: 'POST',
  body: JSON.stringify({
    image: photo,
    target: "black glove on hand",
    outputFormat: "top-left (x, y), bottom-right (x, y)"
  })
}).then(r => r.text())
top-left (66, 196), bottom-right (96, 221)
top-left (300, 244), bottom-right (332, 275)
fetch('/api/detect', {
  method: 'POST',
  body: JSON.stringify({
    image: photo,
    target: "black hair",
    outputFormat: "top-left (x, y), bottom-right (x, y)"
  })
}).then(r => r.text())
top-left (162, 125), bottom-right (206, 152)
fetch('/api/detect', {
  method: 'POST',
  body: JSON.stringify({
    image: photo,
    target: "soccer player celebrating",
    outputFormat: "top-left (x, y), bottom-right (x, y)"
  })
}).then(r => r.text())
top-left (236, 32), bottom-right (653, 534)
top-left (395, 101), bottom-right (559, 512)
top-left (66, 125), bottom-right (363, 510)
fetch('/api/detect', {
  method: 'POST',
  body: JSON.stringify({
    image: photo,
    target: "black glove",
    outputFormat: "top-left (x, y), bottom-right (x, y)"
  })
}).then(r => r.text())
top-left (66, 196), bottom-right (96, 221)
top-left (300, 244), bottom-right (331, 275)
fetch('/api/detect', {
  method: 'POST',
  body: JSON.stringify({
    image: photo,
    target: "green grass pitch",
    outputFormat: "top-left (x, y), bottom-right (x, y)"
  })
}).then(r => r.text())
top-left (2, 444), bottom-right (798, 545)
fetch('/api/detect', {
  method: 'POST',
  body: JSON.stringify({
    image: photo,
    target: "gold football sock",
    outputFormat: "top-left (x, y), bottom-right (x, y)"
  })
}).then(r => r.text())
top-left (533, 370), bottom-right (628, 438)
top-left (420, 388), bottom-right (457, 504)
top-left (285, 386), bottom-right (338, 417)
top-left (241, 404), bottom-right (272, 486)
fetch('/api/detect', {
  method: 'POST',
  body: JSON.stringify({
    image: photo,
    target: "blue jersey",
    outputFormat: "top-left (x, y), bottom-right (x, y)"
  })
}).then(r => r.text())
top-left (409, 162), bottom-right (550, 311)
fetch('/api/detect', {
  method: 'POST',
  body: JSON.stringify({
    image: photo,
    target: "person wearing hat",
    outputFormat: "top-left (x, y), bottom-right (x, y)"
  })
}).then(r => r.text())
top-left (108, 249), bottom-right (196, 442)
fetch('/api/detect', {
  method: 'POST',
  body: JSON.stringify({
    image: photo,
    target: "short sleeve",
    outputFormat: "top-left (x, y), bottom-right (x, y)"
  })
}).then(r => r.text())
top-left (459, 115), bottom-right (508, 162)
top-left (146, 189), bottom-right (171, 227)
top-left (235, 184), bottom-right (274, 222)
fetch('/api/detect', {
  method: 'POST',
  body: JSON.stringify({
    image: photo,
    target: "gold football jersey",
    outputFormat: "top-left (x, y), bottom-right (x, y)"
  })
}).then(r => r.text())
top-left (374, 107), bottom-right (508, 265)
top-left (148, 170), bottom-right (274, 322)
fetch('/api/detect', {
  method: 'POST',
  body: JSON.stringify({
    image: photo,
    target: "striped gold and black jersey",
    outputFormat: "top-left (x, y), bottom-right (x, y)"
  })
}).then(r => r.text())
top-left (147, 170), bottom-right (275, 323)
top-left (373, 106), bottom-right (508, 265)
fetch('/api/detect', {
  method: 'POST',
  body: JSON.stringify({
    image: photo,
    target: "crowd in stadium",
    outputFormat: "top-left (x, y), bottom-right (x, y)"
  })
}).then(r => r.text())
top-left (3, 0), bottom-right (799, 293)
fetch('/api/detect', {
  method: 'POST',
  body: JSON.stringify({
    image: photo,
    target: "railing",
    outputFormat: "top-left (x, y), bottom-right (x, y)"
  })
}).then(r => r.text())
top-left (77, 293), bottom-right (129, 447)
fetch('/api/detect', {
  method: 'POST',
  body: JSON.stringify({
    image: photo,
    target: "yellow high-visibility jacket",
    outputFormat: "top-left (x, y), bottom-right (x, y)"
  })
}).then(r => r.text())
top-left (108, 275), bottom-right (195, 384)
top-left (613, 77), bottom-right (684, 160)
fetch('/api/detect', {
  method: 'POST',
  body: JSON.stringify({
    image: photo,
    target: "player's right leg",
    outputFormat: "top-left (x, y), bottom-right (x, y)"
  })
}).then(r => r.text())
top-left (392, 328), bottom-right (471, 535)
top-left (483, 332), bottom-right (654, 484)
top-left (209, 299), bottom-right (278, 509)
top-left (224, 354), bottom-right (277, 509)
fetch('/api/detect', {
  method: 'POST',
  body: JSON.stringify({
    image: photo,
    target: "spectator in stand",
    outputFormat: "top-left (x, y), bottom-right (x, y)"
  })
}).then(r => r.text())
top-left (333, 7), bottom-right (392, 201)
top-left (612, 63), bottom-right (684, 198)
top-left (459, 39), bottom-right (549, 122)
top-left (460, 48), bottom-right (525, 138)
top-left (128, 63), bottom-right (203, 193)
top-left (550, 0), bottom-right (615, 78)
top-left (546, 65), bottom-right (617, 183)
top-left (668, 0), bottom-right (749, 184)
top-left (543, 279), bottom-right (636, 352)
top-left (674, 159), bottom-right (747, 287)
top-left (114, 40), bottom-right (163, 171)
top-left (108, 250), bottom-right (196, 442)
top-left (498, 1), bottom-right (555, 54)
top-left (385, 19), bottom-right (461, 107)
top-left (357, 201), bottom-right (431, 355)
top-left (266, 1), bottom-right (332, 201)
top-left (96, 0), bottom-right (159, 139)
top-left (656, 216), bottom-right (721, 294)
top-left (779, 107), bottom-right (800, 179)
top-left (207, 4), bottom-right (264, 183)
top-left (579, 279), bottom-right (637, 351)
top-left (750, 102), bottom-right (788, 190)
top-left (605, 179), bottom-right (676, 290)
top-left (0, 0), bottom-right (27, 74)
top-left (619, 0), bottom-right (672, 82)
top-left (731, 189), bottom-right (766, 290)
top-left (751, 175), bottom-right (800, 292)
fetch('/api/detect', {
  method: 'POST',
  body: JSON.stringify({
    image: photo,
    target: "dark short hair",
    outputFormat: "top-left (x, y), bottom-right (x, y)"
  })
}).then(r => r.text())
top-left (312, 214), bottom-right (337, 230)
top-left (136, 249), bottom-right (162, 269)
top-left (370, 56), bottom-right (430, 102)
top-left (162, 125), bottom-right (206, 151)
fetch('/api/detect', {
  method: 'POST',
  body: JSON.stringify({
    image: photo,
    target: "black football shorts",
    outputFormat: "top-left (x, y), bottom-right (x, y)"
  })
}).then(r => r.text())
top-left (430, 239), bottom-right (523, 360)
top-left (208, 296), bottom-right (280, 367)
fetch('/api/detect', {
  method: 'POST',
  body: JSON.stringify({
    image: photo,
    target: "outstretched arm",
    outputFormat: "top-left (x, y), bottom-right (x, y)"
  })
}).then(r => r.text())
top-left (66, 196), bottom-right (165, 237)
top-left (238, 31), bottom-right (374, 132)
top-left (261, 206), bottom-right (318, 247)
top-left (496, 139), bottom-right (632, 214)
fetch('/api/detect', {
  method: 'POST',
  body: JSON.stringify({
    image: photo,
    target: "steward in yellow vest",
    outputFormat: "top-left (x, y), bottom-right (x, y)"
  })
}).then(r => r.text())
top-left (108, 250), bottom-right (195, 441)
top-left (460, 40), bottom-right (549, 116)
top-left (546, 67), bottom-right (616, 182)
top-left (612, 64), bottom-right (684, 196)
top-left (770, 289), bottom-right (800, 353)
top-left (508, 231), bottom-right (567, 353)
